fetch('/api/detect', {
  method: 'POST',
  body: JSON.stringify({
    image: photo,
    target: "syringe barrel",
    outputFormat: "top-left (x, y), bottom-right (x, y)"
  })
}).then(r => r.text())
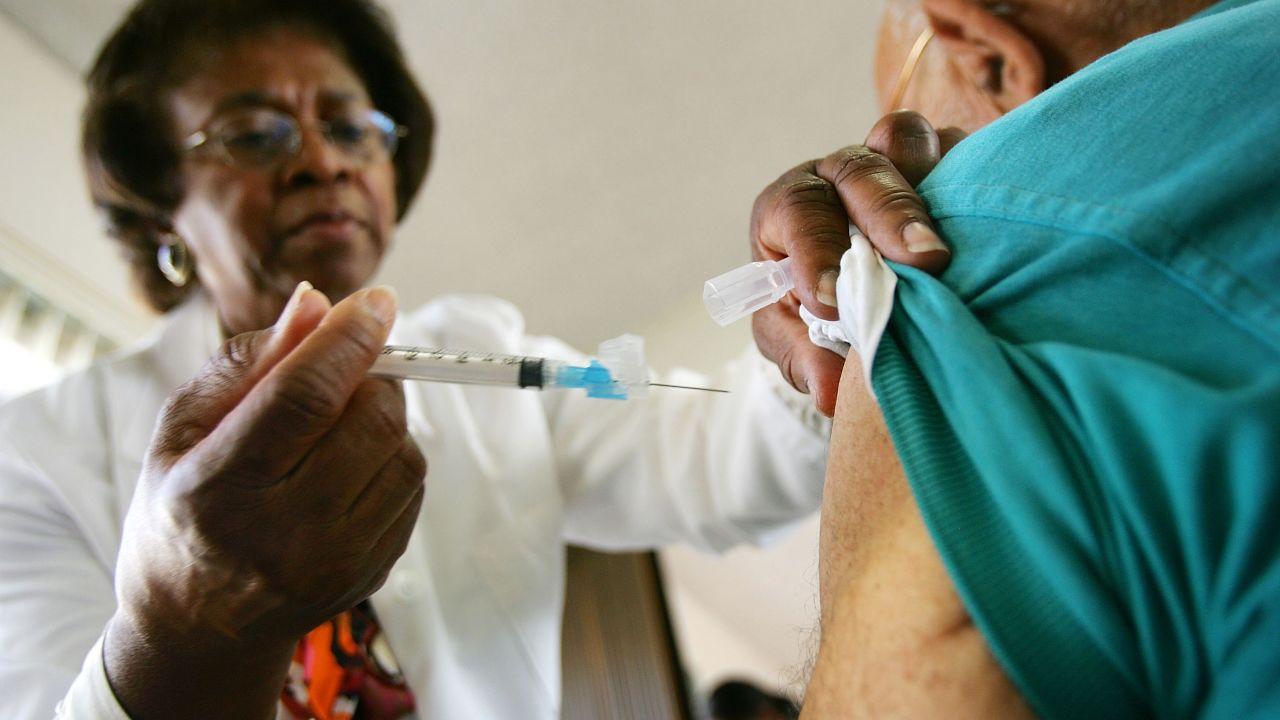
top-left (367, 345), bottom-right (638, 400)
top-left (371, 346), bottom-right (545, 388)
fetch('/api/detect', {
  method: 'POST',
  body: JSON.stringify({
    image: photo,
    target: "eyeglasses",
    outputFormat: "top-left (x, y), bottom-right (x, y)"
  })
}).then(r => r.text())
top-left (183, 107), bottom-right (407, 168)
top-left (885, 27), bottom-right (935, 112)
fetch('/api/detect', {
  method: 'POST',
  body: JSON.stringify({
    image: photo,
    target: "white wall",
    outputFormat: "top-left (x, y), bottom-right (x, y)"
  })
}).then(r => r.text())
top-left (0, 11), bottom-right (154, 346)
top-left (642, 295), bottom-right (824, 704)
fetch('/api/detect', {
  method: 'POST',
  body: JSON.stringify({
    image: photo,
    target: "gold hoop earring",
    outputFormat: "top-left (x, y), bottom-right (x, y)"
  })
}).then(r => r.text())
top-left (886, 27), bottom-right (935, 112)
top-left (158, 234), bottom-right (192, 287)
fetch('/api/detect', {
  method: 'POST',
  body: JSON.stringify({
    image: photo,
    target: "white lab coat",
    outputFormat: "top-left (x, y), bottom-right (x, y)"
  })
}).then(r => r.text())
top-left (0, 291), bottom-right (827, 719)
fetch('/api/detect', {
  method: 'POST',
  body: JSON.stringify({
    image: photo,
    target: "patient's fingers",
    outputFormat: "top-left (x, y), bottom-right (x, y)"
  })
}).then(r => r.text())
top-left (863, 110), bottom-right (941, 187)
top-left (937, 126), bottom-right (968, 156)
top-left (753, 294), bottom-right (845, 417)
top-left (815, 144), bottom-right (951, 276)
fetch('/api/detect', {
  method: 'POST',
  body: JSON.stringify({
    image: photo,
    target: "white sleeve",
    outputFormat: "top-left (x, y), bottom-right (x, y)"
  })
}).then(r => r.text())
top-left (530, 336), bottom-right (829, 553)
top-left (55, 638), bottom-right (294, 720)
top-left (54, 636), bottom-right (131, 719)
top-left (0, 369), bottom-right (135, 719)
top-left (0, 397), bottom-right (291, 720)
top-left (0, 450), bottom-right (126, 718)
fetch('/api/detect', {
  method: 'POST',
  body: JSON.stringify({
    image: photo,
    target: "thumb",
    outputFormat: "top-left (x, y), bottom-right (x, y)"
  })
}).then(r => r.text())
top-left (148, 282), bottom-right (330, 462)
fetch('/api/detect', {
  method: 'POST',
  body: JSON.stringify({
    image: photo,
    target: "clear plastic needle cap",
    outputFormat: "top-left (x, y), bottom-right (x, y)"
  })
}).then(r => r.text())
top-left (703, 256), bottom-right (795, 326)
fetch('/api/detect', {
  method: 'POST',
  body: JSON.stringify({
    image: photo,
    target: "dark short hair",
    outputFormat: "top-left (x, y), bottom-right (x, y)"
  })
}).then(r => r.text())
top-left (709, 679), bottom-right (800, 720)
top-left (82, 0), bottom-right (434, 312)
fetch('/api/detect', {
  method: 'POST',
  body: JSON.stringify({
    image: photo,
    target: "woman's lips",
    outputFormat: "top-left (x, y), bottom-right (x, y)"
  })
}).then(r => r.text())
top-left (301, 217), bottom-right (356, 235)
top-left (285, 210), bottom-right (368, 242)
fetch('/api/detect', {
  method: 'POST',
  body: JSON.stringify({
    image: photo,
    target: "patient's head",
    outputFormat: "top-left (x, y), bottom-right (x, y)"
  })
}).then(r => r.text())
top-left (874, 0), bottom-right (1216, 133)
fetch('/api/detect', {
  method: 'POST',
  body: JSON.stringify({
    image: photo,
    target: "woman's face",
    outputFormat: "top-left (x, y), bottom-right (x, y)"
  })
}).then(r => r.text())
top-left (168, 30), bottom-right (398, 337)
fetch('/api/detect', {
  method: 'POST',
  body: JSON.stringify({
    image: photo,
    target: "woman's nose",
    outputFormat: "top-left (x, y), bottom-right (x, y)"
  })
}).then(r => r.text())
top-left (281, 125), bottom-right (353, 187)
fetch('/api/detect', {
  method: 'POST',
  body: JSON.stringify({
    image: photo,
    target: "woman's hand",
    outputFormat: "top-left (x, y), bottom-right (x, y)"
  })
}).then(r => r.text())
top-left (105, 284), bottom-right (427, 720)
top-left (750, 111), bottom-right (967, 416)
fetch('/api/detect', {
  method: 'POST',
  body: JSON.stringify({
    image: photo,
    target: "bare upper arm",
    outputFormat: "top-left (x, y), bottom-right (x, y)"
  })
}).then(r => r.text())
top-left (800, 355), bottom-right (1034, 719)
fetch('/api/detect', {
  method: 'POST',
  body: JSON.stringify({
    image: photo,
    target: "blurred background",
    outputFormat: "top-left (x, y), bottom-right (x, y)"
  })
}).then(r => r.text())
top-left (0, 0), bottom-right (881, 711)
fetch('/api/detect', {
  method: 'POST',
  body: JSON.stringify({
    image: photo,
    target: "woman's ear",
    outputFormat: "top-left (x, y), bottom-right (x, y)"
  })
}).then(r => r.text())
top-left (921, 0), bottom-right (1045, 112)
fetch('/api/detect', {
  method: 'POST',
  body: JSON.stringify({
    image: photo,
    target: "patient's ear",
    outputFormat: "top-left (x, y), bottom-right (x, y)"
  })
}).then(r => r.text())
top-left (922, 0), bottom-right (1045, 112)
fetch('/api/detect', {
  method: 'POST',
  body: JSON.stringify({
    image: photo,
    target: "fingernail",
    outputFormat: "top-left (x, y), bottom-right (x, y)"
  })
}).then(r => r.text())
top-left (276, 281), bottom-right (313, 329)
top-left (365, 285), bottom-right (397, 326)
top-left (816, 271), bottom-right (839, 308)
top-left (903, 222), bottom-right (949, 254)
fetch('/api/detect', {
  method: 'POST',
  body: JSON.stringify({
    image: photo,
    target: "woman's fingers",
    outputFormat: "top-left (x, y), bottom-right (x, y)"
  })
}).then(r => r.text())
top-left (204, 286), bottom-right (398, 484)
top-left (345, 436), bottom-right (428, 543)
top-left (287, 377), bottom-right (412, 515)
top-left (149, 283), bottom-right (329, 465)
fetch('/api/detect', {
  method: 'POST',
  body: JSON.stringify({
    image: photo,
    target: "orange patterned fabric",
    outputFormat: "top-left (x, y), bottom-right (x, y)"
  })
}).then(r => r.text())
top-left (281, 602), bottom-right (416, 720)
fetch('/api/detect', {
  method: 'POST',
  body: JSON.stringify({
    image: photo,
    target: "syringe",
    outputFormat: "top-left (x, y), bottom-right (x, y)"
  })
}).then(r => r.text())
top-left (368, 334), bottom-right (725, 400)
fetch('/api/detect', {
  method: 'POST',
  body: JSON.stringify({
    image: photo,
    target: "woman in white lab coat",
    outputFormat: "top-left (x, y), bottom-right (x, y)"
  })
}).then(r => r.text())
top-left (0, 1), bottom-right (833, 718)
top-left (0, 1), bottom-right (948, 718)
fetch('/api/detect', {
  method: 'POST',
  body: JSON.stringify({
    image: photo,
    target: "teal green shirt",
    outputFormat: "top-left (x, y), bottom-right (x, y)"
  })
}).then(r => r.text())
top-left (874, 1), bottom-right (1280, 717)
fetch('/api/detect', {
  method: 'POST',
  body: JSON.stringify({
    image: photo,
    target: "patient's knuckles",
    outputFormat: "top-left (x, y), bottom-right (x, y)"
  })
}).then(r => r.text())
top-left (775, 188), bottom-right (848, 250)
top-left (768, 161), bottom-right (822, 196)
top-left (819, 146), bottom-right (896, 187)
top-left (777, 177), bottom-right (841, 218)
top-left (867, 186), bottom-right (928, 221)
top-left (753, 166), bottom-right (842, 255)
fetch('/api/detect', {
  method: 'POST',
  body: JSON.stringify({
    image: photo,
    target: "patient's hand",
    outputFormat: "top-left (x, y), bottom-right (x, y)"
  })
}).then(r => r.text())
top-left (749, 111), bottom-right (964, 416)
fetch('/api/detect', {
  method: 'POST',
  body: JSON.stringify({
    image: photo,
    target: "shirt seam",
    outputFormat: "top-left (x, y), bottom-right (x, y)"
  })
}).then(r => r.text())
top-left (920, 184), bottom-right (1280, 357)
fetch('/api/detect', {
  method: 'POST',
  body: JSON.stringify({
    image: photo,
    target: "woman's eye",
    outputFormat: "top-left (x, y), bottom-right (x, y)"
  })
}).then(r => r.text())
top-left (328, 119), bottom-right (369, 146)
top-left (226, 130), bottom-right (280, 151)
top-left (217, 114), bottom-right (295, 155)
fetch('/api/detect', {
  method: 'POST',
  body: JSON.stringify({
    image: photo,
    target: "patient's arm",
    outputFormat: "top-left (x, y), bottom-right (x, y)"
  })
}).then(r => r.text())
top-left (801, 356), bottom-right (1034, 719)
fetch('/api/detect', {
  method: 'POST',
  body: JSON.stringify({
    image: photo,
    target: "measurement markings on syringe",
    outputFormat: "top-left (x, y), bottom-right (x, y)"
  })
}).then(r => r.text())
top-left (383, 346), bottom-right (525, 365)
top-left (373, 346), bottom-right (533, 386)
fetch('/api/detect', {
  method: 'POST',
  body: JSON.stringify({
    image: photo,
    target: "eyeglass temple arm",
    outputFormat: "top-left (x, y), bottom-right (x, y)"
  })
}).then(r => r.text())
top-left (886, 27), bottom-right (936, 112)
